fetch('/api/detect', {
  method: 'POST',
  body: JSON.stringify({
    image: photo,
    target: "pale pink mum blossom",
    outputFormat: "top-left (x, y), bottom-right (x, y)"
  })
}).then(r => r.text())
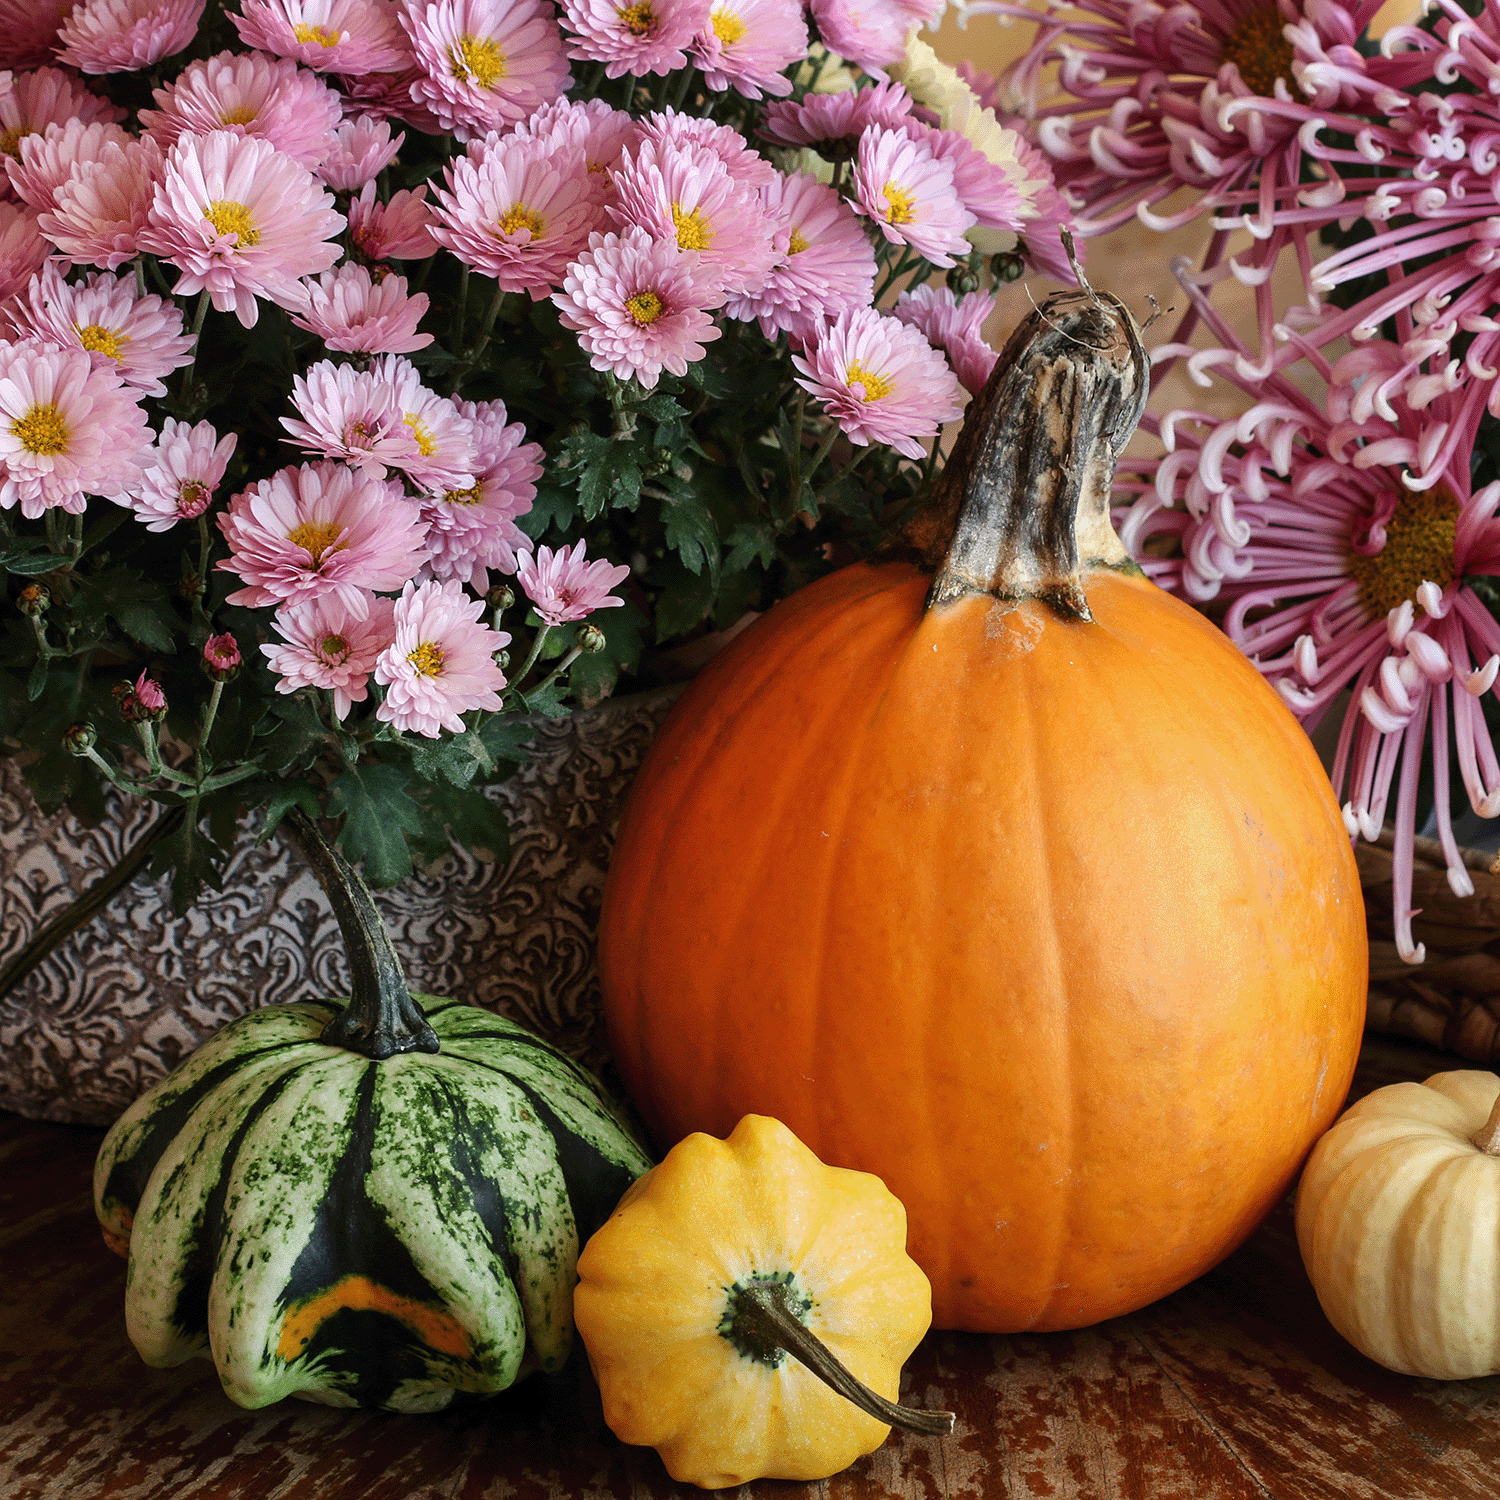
top-left (898, 119), bottom-right (1031, 244)
top-left (290, 264), bottom-right (433, 354)
top-left (0, 202), bottom-right (47, 300)
top-left (691, 0), bottom-right (806, 99)
top-left (7, 264), bottom-right (195, 398)
top-left (0, 340), bottom-right (150, 518)
top-left (724, 170), bottom-right (875, 343)
top-left (430, 135), bottom-right (600, 298)
top-left (805, 0), bottom-right (910, 75)
top-left (515, 539), bottom-right (629, 626)
top-left (56, 0), bottom-right (205, 74)
top-left (133, 670), bottom-right (166, 714)
top-left (374, 578), bottom-right (509, 736)
top-left (341, 62), bottom-right (446, 135)
top-left (560, 0), bottom-right (709, 76)
top-left (5, 119), bottom-right (133, 213)
top-left (218, 460), bottom-right (429, 618)
top-left (202, 632), bottom-right (242, 676)
top-left (418, 396), bottom-right (542, 590)
top-left (894, 283), bottom-right (997, 395)
top-left (400, 0), bottom-right (572, 142)
top-left (508, 95), bottom-right (634, 177)
top-left (349, 181), bottom-right (440, 263)
top-left (125, 417), bottom-right (237, 531)
top-left (792, 305), bottom-right (963, 459)
top-left (230, 0), bottom-right (411, 75)
top-left (138, 130), bottom-right (344, 327)
top-left (608, 138), bottom-right (778, 300)
top-left (319, 114), bottom-right (404, 191)
top-left (554, 226), bottom-right (722, 390)
top-left (0, 70), bottom-right (125, 199)
top-left (38, 134), bottom-right (162, 271)
top-left (139, 51), bottom-right (344, 171)
top-left (759, 79), bottom-right (913, 155)
top-left (0, 0), bottom-right (75, 69)
top-left (262, 594), bottom-right (397, 719)
top-left (851, 126), bottom-right (974, 269)
top-left (636, 108), bottom-right (776, 190)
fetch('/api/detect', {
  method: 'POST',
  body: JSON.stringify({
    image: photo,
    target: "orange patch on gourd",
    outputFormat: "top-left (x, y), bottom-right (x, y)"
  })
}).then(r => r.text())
top-left (99, 1204), bottom-right (133, 1259)
top-left (277, 1276), bottom-right (472, 1361)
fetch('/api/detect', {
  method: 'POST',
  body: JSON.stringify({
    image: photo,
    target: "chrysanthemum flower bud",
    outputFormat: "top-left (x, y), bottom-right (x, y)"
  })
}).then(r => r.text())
top-left (487, 585), bottom-right (516, 612)
top-left (577, 623), bottom-right (607, 654)
top-left (119, 671), bottom-right (167, 723)
top-left (991, 251), bottom-right (1025, 283)
top-left (202, 632), bottom-right (242, 682)
top-left (63, 722), bottom-right (97, 755)
top-left (947, 256), bottom-right (983, 296)
top-left (17, 583), bottom-right (49, 616)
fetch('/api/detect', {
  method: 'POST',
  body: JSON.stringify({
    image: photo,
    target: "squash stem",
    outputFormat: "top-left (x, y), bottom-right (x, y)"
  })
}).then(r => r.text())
top-left (1472, 1094), bottom-right (1500, 1154)
top-left (283, 807), bottom-right (439, 1060)
top-left (727, 1280), bottom-right (954, 1439)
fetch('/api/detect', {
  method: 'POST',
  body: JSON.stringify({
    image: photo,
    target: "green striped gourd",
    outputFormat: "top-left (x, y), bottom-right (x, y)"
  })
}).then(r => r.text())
top-left (92, 809), bottom-right (652, 1413)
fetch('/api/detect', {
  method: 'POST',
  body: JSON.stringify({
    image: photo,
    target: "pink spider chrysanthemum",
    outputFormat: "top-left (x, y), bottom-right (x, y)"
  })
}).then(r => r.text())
top-left (0, 0), bottom-right (75, 69)
top-left (724, 170), bottom-right (875, 344)
top-left (559, 0), bottom-right (710, 77)
top-left (635, 108), bottom-right (777, 190)
top-left (759, 79), bottom-right (914, 156)
top-left (400, 0), bottom-right (572, 142)
top-left (5, 119), bottom-right (134, 215)
top-left (289, 264), bottom-right (433, 354)
top-left (262, 594), bottom-right (398, 719)
top-left (430, 134), bottom-right (601, 298)
top-left (137, 130), bottom-right (345, 328)
top-left (6, 264), bottom-right (195, 398)
top-left (37, 135), bottom-right (162, 272)
top-left (139, 51), bottom-right (344, 171)
top-left (792, 304), bottom-right (963, 459)
top-left (374, 578), bottom-right (509, 737)
top-left (417, 396), bottom-right (542, 590)
top-left (319, 113), bottom-right (404, 191)
top-left (0, 202), bottom-right (48, 300)
top-left (217, 460), bottom-right (429, 617)
top-left (515, 539), bottom-right (630, 626)
top-left (893, 283), bottom-right (998, 395)
top-left (55, 0), bottom-right (204, 75)
top-left (554, 226), bottom-right (723, 390)
top-left (123, 416), bottom-right (237, 531)
top-left (690, 0), bottom-right (806, 100)
top-left (349, 182), bottom-right (440, 263)
top-left (0, 340), bottom-right (150, 518)
top-left (851, 126), bottom-right (975, 269)
top-left (805, 0), bottom-right (910, 76)
top-left (230, 0), bottom-right (412, 75)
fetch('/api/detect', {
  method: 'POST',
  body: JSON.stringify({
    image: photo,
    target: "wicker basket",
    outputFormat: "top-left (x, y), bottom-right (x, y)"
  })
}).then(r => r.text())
top-left (1361, 831), bottom-right (1500, 1063)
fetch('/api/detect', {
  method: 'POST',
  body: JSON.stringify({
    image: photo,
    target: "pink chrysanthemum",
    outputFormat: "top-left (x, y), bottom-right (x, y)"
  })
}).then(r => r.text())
top-left (0, 202), bottom-right (47, 301)
top-left (290, 264), bottom-right (433, 354)
top-left (508, 94), bottom-right (635, 176)
top-left (725, 170), bottom-right (875, 343)
top-left (515, 539), bottom-right (630, 625)
top-left (5, 119), bottom-right (133, 214)
top-left (37, 135), bottom-right (162, 271)
top-left (139, 51), bottom-right (343, 170)
top-left (805, 0), bottom-right (909, 75)
top-left (374, 578), bottom-right (509, 736)
top-left (760, 79), bottom-right (914, 155)
top-left (608, 138), bottom-right (778, 299)
top-left (218, 460), bottom-right (429, 617)
top-left (418, 396), bottom-right (542, 590)
top-left (898, 119), bottom-right (1032, 245)
top-left (319, 113), bottom-right (403, 191)
top-left (554, 226), bottom-right (722, 390)
top-left (138, 130), bottom-right (344, 328)
top-left (0, 69), bottom-right (125, 199)
top-left (636, 108), bottom-right (776, 189)
top-left (230, 0), bottom-right (411, 75)
top-left (0, 340), bottom-right (150, 518)
top-left (792, 305), bottom-right (963, 459)
top-left (7, 264), bottom-right (195, 398)
top-left (851, 126), bottom-right (975, 269)
top-left (55, 0), bottom-right (204, 74)
top-left (202, 633), bottom-right (242, 676)
top-left (124, 416), bottom-right (237, 531)
top-left (400, 0), bottom-right (572, 142)
top-left (340, 61), bottom-right (447, 135)
top-left (430, 134), bottom-right (600, 298)
top-left (349, 182), bottom-right (440, 264)
top-left (560, 0), bottom-right (710, 77)
top-left (893, 283), bottom-right (997, 395)
top-left (0, 0), bottom-right (75, 69)
top-left (690, 0), bottom-right (806, 99)
top-left (262, 594), bottom-right (397, 719)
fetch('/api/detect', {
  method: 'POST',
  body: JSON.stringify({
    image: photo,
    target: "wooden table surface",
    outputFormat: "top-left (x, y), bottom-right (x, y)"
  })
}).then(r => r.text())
top-left (4, 1034), bottom-right (1500, 1500)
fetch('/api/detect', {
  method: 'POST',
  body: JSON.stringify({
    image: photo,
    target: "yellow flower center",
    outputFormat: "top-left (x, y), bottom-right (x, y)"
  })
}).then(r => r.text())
top-left (75, 323), bottom-right (125, 360)
top-left (499, 202), bottom-right (546, 239)
top-left (1348, 488), bottom-right (1460, 619)
top-left (881, 182), bottom-right (916, 226)
top-left (176, 480), bottom-right (210, 515)
top-left (617, 1), bottom-right (656, 33)
top-left (443, 483), bottom-right (485, 506)
top-left (626, 290), bottom-right (665, 325)
top-left (287, 520), bottom-right (346, 564)
top-left (293, 22), bottom-right (341, 45)
top-left (787, 228), bottom-right (809, 255)
top-left (12, 401), bottom-right (69, 455)
top-left (407, 640), bottom-right (446, 677)
top-left (0, 125), bottom-right (33, 160)
top-left (404, 413), bottom-right (438, 455)
top-left (672, 203), bottom-right (712, 252)
top-left (204, 200), bottom-right (259, 246)
top-left (845, 361), bottom-right (894, 402)
top-left (320, 632), bottom-right (351, 662)
top-left (710, 4), bottom-right (746, 43)
top-left (448, 33), bottom-right (507, 88)
top-left (1220, 6), bottom-right (1296, 97)
top-left (220, 105), bottom-right (258, 126)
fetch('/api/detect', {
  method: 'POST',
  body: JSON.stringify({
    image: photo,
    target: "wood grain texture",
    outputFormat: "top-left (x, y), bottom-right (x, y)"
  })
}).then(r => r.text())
top-left (5, 1036), bottom-right (1500, 1499)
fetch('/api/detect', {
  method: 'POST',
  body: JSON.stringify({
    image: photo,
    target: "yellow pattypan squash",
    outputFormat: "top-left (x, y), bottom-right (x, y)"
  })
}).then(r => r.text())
top-left (573, 1114), bottom-right (951, 1489)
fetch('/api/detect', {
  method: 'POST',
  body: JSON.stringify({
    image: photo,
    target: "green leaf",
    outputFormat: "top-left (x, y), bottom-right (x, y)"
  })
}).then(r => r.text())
top-left (653, 555), bottom-right (716, 643)
top-left (406, 726), bottom-right (495, 789)
top-left (1, 549), bottom-right (62, 577)
top-left (72, 566), bottom-right (178, 653)
top-left (244, 778), bottom-right (323, 844)
top-left (662, 493), bottom-right (720, 581)
top-left (568, 597), bottom-right (647, 708)
top-left (518, 680), bottom-right (570, 718)
top-left (478, 715), bottom-right (537, 770)
top-left (148, 803), bottom-right (229, 916)
top-left (724, 520), bottom-right (778, 574)
top-left (518, 483), bottom-right (577, 540)
top-left (409, 781), bottom-right (512, 867)
top-left (26, 655), bottom-right (47, 701)
top-left (254, 695), bottom-right (329, 774)
top-left (328, 762), bottom-right (423, 887)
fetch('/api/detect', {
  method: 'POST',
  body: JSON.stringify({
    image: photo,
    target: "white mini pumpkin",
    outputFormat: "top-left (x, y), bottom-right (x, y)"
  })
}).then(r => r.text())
top-left (1295, 1069), bottom-right (1500, 1379)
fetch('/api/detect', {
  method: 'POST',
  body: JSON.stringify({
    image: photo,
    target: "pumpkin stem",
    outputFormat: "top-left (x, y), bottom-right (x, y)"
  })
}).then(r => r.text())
top-left (724, 1279), bottom-right (954, 1439)
top-left (283, 807), bottom-right (439, 1060)
top-left (906, 287), bottom-right (1150, 621)
top-left (1472, 1093), bottom-right (1500, 1155)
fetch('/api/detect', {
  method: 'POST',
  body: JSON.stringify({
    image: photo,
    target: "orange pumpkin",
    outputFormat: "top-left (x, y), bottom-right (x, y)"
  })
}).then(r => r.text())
top-left (598, 289), bottom-right (1368, 1334)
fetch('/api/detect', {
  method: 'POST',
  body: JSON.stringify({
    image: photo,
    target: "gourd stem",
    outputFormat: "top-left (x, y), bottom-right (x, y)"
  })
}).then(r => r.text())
top-left (728, 1281), bottom-right (954, 1439)
top-left (1472, 1094), bottom-right (1500, 1154)
top-left (283, 807), bottom-right (439, 1060)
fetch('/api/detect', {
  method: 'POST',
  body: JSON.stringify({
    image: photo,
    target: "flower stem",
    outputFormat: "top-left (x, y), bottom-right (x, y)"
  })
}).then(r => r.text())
top-left (194, 678), bottom-right (225, 782)
top-left (799, 422), bottom-right (841, 499)
top-left (511, 622), bottom-right (552, 686)
top-left (533, 643), bottom-right (584, 694)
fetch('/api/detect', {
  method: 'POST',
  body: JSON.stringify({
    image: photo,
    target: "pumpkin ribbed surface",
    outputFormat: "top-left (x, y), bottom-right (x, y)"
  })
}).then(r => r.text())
top-left (598, 557), bottom-right (1368, 1332)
